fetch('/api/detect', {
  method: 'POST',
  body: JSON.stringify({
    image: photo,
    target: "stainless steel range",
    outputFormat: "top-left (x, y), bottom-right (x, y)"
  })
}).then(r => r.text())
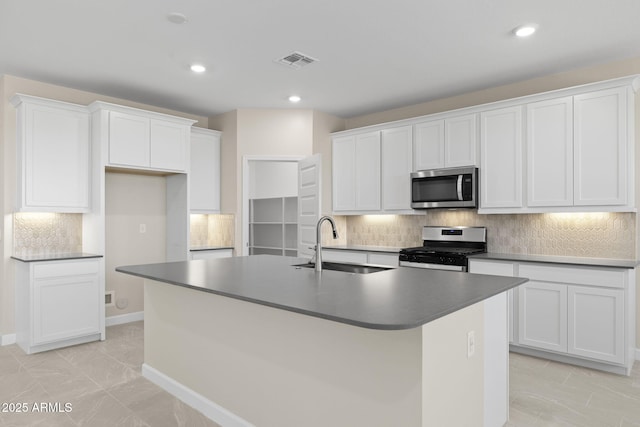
top-left (399, 226), bottom-right (487, 272)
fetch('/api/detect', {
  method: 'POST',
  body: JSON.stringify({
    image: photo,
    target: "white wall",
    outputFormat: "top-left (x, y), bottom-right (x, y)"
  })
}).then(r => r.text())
top-left (105, 172), bottom-right (167, 317)
top-left (249, 161), bottom-right (298, 199)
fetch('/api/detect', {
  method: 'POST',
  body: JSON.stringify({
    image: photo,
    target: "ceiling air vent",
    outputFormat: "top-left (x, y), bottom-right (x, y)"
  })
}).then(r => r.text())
top-left (276, 51), bottom-right (318, 69)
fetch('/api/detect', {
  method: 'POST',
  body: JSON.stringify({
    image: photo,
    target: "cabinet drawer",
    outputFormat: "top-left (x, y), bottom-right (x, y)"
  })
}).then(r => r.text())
top-left (33, 260), bottom-right (100, 279)
top-left (322, 250), bottom-right (368, 264)
top-left (469, 260), bottom-right (515, 276)
top-left (518, 263), bottom-right (625, 289)
top-left (368, 252), bottom-right (399, 267)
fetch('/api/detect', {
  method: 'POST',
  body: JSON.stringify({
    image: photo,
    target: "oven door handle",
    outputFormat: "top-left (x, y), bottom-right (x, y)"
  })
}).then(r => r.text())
top-left (456, 175), bottom-right (463, 200)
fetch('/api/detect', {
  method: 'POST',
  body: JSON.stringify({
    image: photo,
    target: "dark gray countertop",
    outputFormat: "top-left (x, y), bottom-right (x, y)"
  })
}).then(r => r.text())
top-left (116, 254), bottom-right (527, 330)
top-left (470, 252), bottom-right (639, 269)
top-left (323, 245), bottom-right (403, 253)
top-left (12, 253), bottom-right (103, 262)
top-left (189, 246), bottom-right (234, 252)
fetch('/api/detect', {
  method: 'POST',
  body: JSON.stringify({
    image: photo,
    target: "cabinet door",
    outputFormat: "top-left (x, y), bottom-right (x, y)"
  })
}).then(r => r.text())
top-left (150, 119), bottom-right (188, 171)
top-left (190, 130), bottom-right (221, 212)
top-left (381, 126), bottom-right (412, 211)
top-left (480, 106), bottom-right (523, 209)
top-left (518, 281), bottom-right (567, 353)
top-left (108, 111), bottom-right (150, 167)
top-left (445, 114), bottom-right (477, 167)
top-left (355, 132), bottom-right (381, 210)
top-left (33, 274), bottom-right (100, 345)
top-left (568, 285), bottom-right (624, 364)
top-left (22, 103), bottom-right (90, 211)
top-left (574, 87), bottom-right (627, 206)
top-left (332, 136), bottom-right (357, 211)
top-left (414, 120), bottom-right (444, 170)
top-left (527, 97), bottom-right (573, 207)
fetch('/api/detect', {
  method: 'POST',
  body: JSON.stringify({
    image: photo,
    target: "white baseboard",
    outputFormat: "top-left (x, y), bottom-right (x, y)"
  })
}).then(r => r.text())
top-left (142, 363), bottom-right (254, 427)
top-left (105, 311), bottom-right (144, 327)
top-left (1, 333), bottom-right (16, 346)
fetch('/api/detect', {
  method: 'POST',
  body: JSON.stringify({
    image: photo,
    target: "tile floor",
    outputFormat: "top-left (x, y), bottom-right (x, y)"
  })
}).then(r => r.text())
top-left (0, 322), bottom-right (219, 427)
top-left (508, 352), bottom-right (640, 426)
top-left (1, 321), bottom-right (639, 426)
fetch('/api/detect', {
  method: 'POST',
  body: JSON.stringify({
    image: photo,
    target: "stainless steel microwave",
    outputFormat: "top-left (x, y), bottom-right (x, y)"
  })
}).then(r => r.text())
top-left (411, 167), bottom-right (478, 209)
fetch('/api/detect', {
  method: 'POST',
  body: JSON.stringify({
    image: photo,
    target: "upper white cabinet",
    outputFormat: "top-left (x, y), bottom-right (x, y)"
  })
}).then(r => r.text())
top-left (333, 126), bottom-right (414, 214)
top-left (332, 131), bottom-right (381, 212)
top-left (90, 102), bottom-right (195, 173)
top-left (190, 128), bottom-right (221, 213)
top-left (574, 87), bottom-right (627, 206)
top-left (381, 126), bottom-right (413, 211)
top-left (11, 94), bottom-right (90, 213)
top-left (480, 106), bottom-right (523, 209)
top-left (526, 97), bottom-right (574, 207)
top-left (414, 113), bottom-right (477, 171)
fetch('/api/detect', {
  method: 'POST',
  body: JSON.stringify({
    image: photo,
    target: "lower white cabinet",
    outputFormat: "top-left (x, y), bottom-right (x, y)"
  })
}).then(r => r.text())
top-left (15, 258), bottom-right (104, 354)
top-left (469, 258), bottom-right (635, 374)
top-left (321, 249), bottom-right (399, 267)
top-left (190, 249), bottom-right (233, 260)
top-left (518, 280), bottom-right (568, 352)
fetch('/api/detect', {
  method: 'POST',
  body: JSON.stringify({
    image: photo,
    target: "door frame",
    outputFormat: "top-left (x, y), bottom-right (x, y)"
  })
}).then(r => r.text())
top-left (241, 155), bottom-right (304, 256)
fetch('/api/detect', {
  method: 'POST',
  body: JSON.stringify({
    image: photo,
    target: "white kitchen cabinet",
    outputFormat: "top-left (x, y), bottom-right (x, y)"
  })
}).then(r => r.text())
top-left (381, 126), bottom-right (413, 210)
top-left (108, 111), bottom-right (150, 167)
top-left (332, 131), bottom-right (381, 212)
top-left (90, 102), bottom-right (195, 173)
top-left (574, 87), bottom-right (628, 206)
top-left (190, 249), bottom-right (233, 260)
top-left (413, 113), bottom-right (477, 171)
top-left (479, 106), bottom-right (523, 209)
top-left (321, 249), bottom-right (399, 267)
top-left (471, 257), bottom-right (635, 375)
top-left (190, 128), bottom-right (221, 213)
top-left (526, 97), bottom-right (574, 207)
top-left (518, 280), bottom-right (568, 353)
top-left (568, 285), bottom-right (624, 364)
top-left (150, 119), bottom-right (189, 171)
top-left (15, 257), bottom-right (104, 354)
top-left (11, 94), bottom-right (90, 212)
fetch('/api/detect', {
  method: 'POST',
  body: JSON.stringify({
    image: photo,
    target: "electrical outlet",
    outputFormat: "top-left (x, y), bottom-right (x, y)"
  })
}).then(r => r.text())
top-left (105, 291), bottom-right (115, 307)
top-left (139, 224), bottom-right (146, 233)
top-left (467, 331), bottom-right (475, 358)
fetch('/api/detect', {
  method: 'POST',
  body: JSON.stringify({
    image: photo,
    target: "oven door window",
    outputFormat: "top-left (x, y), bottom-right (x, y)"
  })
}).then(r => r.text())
top-left (412, 175), bottom-right (461, 202)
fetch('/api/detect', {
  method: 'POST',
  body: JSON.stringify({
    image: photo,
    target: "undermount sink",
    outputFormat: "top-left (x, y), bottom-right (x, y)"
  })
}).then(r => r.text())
top-left (293, 261), bottom-right (393, 274)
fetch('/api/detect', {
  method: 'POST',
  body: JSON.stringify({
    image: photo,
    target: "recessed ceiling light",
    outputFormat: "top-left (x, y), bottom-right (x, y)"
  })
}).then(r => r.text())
top-left (190, 64), bottom-right (206, 73)
top-left (514, 24), bottom-right (537, 37)
top-left (288, 95), bottom-right (301, 103)
top-left (167, 12), bottom-right (188, 24)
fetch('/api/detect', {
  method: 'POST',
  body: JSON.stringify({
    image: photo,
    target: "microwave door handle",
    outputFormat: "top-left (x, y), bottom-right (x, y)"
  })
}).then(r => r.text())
top-left (456, 175), bottom-right (463, 200)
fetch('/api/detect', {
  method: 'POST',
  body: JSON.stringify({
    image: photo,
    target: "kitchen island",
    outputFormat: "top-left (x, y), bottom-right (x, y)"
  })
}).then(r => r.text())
top-left (117, 255), bottom-right (527, 427)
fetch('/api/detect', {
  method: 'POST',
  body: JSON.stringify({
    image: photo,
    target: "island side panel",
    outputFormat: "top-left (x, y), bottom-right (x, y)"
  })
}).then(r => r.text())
top-left (143, 279), bottom-right (424, 427)
top-left (421, 300), bottom-right (485, 426)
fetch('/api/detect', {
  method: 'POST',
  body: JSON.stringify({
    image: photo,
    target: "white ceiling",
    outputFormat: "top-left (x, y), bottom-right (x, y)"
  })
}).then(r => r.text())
top-left (2, 0), bottom-right (640, 118)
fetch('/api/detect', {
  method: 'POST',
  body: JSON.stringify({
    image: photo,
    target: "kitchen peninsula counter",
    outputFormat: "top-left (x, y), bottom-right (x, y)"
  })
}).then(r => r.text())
top-left (116, 255), bottom-right (526, 427)
top-left (116, 254), bottom-right (525, 330)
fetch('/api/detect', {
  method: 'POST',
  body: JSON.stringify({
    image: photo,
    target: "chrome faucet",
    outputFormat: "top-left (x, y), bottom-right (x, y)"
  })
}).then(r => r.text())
top-left (315, 216), bottom-right (339, 272)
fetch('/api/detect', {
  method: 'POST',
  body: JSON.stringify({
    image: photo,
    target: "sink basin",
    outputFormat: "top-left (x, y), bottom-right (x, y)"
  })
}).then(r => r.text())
top-left (293, 261), bottom-right (393, 274)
